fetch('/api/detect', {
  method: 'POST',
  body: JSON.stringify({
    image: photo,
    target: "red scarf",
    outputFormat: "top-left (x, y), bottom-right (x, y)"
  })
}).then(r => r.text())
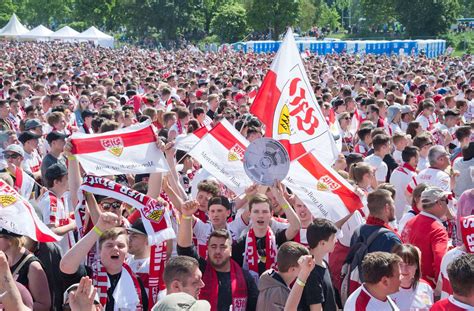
top-left (93, 261), bottom-right (143, 309)
top-left (12, 165), bottom-right (22, 193)
top-left (194, 209), bottom-right (208, 223)
top-left (366, 215), bottom-right (402, 240)
top-left (244, 227), bottom-right (277, 275)
top-left (148, 242), bottom-right (167, 307)
top-left (200, 259), bottom-right (248, 311)
top-left (402, 162), bottom-right (416, 173)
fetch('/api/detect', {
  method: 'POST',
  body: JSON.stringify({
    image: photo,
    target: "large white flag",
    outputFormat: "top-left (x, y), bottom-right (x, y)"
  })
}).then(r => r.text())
top-left (71, 120), bottom-right (169, 176)
top-left (250, 28), bottom-right (338, 165)
top-left (189, 119), bottom-right (253, 195)
top-left (0, 179), bottom-right (61, 242)
top-left (283, 152), bottom-right (363, 221)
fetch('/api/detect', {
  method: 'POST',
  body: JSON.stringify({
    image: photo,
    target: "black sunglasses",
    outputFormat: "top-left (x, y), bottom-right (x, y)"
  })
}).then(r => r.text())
top-left (101, 201), bottom-right (121, 210)
top-left (4, 153), bottom-right (20, 159)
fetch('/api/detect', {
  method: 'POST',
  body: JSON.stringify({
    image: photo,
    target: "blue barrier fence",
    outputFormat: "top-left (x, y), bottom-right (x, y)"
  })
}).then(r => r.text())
top-left (231, 39), bottom-right (446, 57)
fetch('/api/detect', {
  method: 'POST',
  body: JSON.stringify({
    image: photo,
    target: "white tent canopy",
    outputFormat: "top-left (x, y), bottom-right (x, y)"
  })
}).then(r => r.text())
top-left (0, 14), bottom-right (29, 37)
top-left (19, 24), bottom-right (54, 40)
top-left (76, 26), bottom-right (114, 48)
top-left (50, 26), bottom-right (80, 39)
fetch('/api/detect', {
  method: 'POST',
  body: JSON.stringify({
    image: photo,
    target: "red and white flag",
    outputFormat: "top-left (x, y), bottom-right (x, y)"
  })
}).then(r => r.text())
top-left (189, 119), bottom-right (253, 195)
top-left (11, 166), bottom-right (35, 200)
top-left (0, 179), bottom-right (61, 242)
top-left (70, 121), bottom-right (169, 176)
top-left (283, 152), bottom-right (363, 221)
top-left (349, 109), bottom-right (363, 136)
top-left (250, 28), bottom-right (338, 165)
top-left (328, 108), bottom-right (342, 152)
top-left (174, 124), bottom-right (210, 152)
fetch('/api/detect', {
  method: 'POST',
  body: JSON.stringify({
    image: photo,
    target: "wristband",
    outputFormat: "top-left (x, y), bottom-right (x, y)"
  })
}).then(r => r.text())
top-left (295, 278), bottom-right (306, 287)
top-left (93, 226), bottom-right (103, 237)
top-left (181, 215), bottom-right (192, 220)
top-left (67, 155), bottom-right (77, 161)
top-left (282, 203), bottom-right (290, 210)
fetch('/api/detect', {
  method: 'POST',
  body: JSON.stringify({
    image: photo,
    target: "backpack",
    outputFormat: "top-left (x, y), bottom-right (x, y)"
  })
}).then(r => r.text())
top-left (340, 226), bottom-right (390, 304)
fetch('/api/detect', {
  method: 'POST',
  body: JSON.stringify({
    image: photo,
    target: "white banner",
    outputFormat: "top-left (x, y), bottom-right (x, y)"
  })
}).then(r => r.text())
top-left (71, 121), bottom-right (169, 176)
top-left (189, 119), bottom-right (253, 195)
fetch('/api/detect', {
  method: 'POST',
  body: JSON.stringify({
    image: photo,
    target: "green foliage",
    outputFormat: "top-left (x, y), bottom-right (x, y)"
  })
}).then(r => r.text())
top-left (360, 0), bottom-right (396, 28)
top-left (247, 0), bottom-right (301, 40)
top-left (16, 0), bottom-right (73, 28)
top-left (318, 2), bottom-right (341, 30)
top-left (298, 0), bottom-right (317, 32)
top-left (210, 3), bottom-right (248, 43)
top-left (0, 0), bottom-right (16, 26)
top-left (441, 31), bottom-right (474, 54)
top-left (394, 0), bottom-right (460, 36)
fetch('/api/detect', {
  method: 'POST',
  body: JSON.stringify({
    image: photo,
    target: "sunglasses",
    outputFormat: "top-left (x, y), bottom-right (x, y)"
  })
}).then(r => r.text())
top-left (4, 153), bottom-right (20, 159)
top-left (343, 117), bottom-right (351, 120)
top-left (101, 201), bottom-right (121, 210)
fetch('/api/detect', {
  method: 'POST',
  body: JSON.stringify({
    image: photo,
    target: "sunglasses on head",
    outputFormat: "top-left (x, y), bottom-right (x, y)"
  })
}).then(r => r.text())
top-left (4, 153), bottom-right (20, 159)
top-left (101, 201), bottom-right (121, 210)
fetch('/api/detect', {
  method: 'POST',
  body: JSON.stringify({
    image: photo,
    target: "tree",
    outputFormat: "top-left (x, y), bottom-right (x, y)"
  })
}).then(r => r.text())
top-left (318, 2), bottom-right (341, 31)
top-left (360, 0), bottom-right (396, 31)
top-left (298, 0), bottom-right (317, 32)
top-left (0, 0), bottom-right (16, 26)
top-left (72, 0), bottom-right (117, 30)
top-left (247, 0), bottom-right (301, 40)
top-left (393, 0), bottom-right (460, 36)
top-left (16, 0), bottom-right (72, 28)
top-left (210, 3), bottom-right (248, 43)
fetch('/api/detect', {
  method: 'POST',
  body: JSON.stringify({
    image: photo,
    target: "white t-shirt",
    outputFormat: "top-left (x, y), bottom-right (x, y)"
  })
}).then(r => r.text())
top-left (415, 114), bottom-right (431, 130)
top-left (22, 149), bottom-right (42, 174)
top-left (398, 210), bottom-right (417, 234)
top-left (393, 150), bottom-right (403, 166)
top-left (365, 154), bottom-right (388, 182)
top-left (390, 164), bottom-right (417, 221)
top-left (407, 167), bottom-right (450, 194)
top-left (345, 285), bottom-right (400, 311)
top-left (390, 280), bottom-right (434, 310)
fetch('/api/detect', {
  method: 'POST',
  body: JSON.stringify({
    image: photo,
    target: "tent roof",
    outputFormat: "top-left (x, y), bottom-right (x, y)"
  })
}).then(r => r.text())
top-left (20, 24), bottom-right (53, 38)
top-left (0, 14), bottom-right (29, 36)
top-left (50, 26), bottom-right (80, 38)
top-left (76, 26), bottom-right (113, 39)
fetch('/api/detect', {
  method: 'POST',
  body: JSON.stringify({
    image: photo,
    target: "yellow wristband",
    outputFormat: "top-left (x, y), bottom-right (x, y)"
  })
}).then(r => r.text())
top-left (93, 226), bottom-right (103, 237)
top-left (282, 203), bottom-right (290, 210)
top-left (181, 215), bottom-right (192, 220)
top-left (67, 155), bottom-right (77, 161)
top-left (295, 278), bottom-right (306, 287)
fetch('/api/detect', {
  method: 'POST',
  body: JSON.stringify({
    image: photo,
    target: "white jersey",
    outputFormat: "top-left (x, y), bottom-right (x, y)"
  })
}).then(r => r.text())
top-left (393, 149), bottom-right (403, 166)
top-left (365, 154), bottom-right (388, 182)
top-left (417, 156), bottom-right (429, 171)
top-left (390, 280), bottom-right (434, 310)
top-left (415, 114), bottom-right (432, 131)
top-left (345, 285), bottom-right (400, 311)
top-left (439, 247), bottom-right (466, 299)
top-left (390, 164), bottom-right (417, 221)
top-left (407, 167), bottom-right (450, 194)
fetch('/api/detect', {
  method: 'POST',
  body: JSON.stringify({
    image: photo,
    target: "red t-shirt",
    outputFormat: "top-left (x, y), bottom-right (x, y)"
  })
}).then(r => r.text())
top-left (401, 212), bottom-right (448, 288)
top-left (431, 296), bottom-right (474, 311)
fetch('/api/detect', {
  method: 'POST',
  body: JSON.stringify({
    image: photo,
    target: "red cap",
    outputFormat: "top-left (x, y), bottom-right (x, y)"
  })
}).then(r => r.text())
top-left (433, 94), bottom-right (443, 103)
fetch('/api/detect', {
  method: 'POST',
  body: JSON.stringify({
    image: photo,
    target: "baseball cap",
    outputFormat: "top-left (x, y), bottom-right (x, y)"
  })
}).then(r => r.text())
top-left (18, 131), bottom-right (41, 144)
top-left (152, 293), bottom-right (210, 311)
top-left (46, 131), bottom-right (68, 144)
top-left (0, 228), bottom-right (22, 237)
top-left (127, 218), bottom-right (147, 235)
top-left (420, 187), bottom-right (451, 205)
top-left (24, 119), bottom-right (42, 130)
top-left (81, 109), bottom-right (98, 120)
top-left (3, 144), bottom-right (24, 157)
top-left (400, 105), bottom-right (413, 114)
top-left (44, 163), bottom-right (67, 182)
top-left (387, 105), bottom-right (401, 123)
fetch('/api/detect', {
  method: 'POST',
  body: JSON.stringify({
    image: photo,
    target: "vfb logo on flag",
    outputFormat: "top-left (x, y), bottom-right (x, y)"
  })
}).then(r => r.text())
top-left (0, 195), bottom-right (16, 207)
top-left (275, 67), bottom-right (321, 144)
top-left (228, 143), bottom-right (245, 161)
top-left (143, 200), bottom-right (165, 223)
top-left (316, 175), bottom-right (341, 192)
top-left (100, 137), bottom-right (124, 157)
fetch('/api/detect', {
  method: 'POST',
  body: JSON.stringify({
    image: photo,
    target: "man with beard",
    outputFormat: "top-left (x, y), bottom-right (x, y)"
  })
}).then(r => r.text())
top-left (177, 203), bottom-right (258, 311)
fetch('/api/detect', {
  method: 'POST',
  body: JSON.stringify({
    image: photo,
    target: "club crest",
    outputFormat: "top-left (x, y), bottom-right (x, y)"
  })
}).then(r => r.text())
top-left (0, 195), bottom-right (16, 207)
top-left (100, 137), bottom-right (124, 157)
top-left (228, 143), bottom-right (245, 161)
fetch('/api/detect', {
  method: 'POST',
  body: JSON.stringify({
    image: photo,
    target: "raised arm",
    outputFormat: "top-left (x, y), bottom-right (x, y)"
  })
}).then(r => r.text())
top-left (60, 212), bottom-right (119, 274)
top-left (176, 201), bottom-right (199, 248)
top-left (271, 181), bottom-right (301, 240)
top-left (64, 140), bottom-right (82, 207)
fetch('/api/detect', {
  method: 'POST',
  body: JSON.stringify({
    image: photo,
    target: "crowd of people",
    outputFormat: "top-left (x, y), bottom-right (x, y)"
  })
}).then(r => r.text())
top-left (0, 39), bottom-right (473, 311)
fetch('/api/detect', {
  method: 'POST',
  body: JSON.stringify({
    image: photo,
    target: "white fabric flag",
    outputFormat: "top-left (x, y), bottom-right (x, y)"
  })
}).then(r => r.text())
top-left (0, 179), bottom-right (61, 242)
top-left (250, 28), bottom-right (338, 165)
top-left (189, 119), bottom-right (253, 195)
top-left (70, 120), bottom-right (169, 176)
